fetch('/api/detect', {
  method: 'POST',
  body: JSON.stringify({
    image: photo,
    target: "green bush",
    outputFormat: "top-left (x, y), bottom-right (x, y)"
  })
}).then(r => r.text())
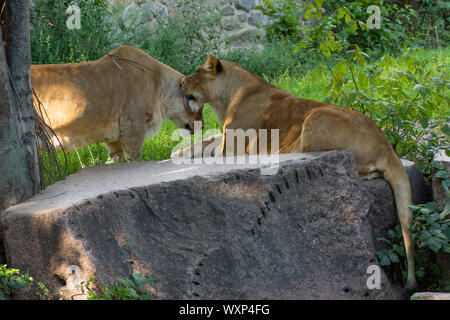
top-left (221, 39), bottom-right (319, 78)
top-left (0, 265), bottom-right (33, 300)
top-left (257, 0), bottom-right (447, 55)
top-left (376, 199), bottom-right (449, 290)
top-left (31, 0), bottom-right (110, 64)
top-left (83, 273), bottom-right (154, 300)
top-left (413, 0), bottom-right (450, 48)
top-left (324, 47), bottom-right (449, 174)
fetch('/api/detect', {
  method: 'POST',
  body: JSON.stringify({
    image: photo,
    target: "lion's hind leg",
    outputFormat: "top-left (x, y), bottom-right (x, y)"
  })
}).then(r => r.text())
top-left (298, 107), bottom-right (417, 291)
top-left (361, 170), bottom-right (383, 180)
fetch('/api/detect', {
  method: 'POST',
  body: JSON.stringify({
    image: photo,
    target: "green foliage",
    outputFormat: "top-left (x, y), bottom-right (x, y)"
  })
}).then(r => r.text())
top-left (36, 281), bottom-right (53, 300)
top-left (376, 224), bottom-right (441, 288)
top-left (0, 266), bottom-right (154, 300)
top-left (83, 273), bottom-right (154, 300)
top-left (322, 0), bottom-right (419, 54)
top-left (255, 0), bottom-right (303, 41)
top-left (31, 0), bottom-right (111, 64)
top-left (257, 0), bottom-right (443, 55)
top-left (376, 162), bottom-right (449, 289)
top-left (221, 39), bottom-right (318, 78)
top-left (323, 47), bottom-right (450, 174)
top-left (408, 160), bottom-right (450, 255)
top-left (409, 202), bottom-right (450, 254)
top-left (413, 0), bottom-right (450, 48)
top-left (432, 159), bottom-right (450, 196)
top-left (376, 226), bottom-right (406, 268)
top-left (0, 265), bottom-right (33, 300)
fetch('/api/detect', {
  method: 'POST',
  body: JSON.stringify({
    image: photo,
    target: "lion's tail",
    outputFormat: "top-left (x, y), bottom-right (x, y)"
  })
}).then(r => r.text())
top-left (381, 154), bottom-right (417, 291)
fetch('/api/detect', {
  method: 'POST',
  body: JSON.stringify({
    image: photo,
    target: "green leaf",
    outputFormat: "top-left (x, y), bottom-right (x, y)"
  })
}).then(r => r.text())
top-left (435, 170), bottom-right (450, 179)
top-left (419, 116), bottom-right (429, 129)
top-left (408, 205), bottom-right (422, 212)
top-left (379, 254), bottom-right (391, 266)
top-left (424, 238), bottom-right (442, 252)
top-left (442, 125), bottom-right (450, 136)
top-left (387, 229), bottom-right (396, 239)
top-left (376, 237), bottom-right (389, 243)
top-left (413, 84), bottom-right (431, 96)
top-left (314, 0), bottom-right (324, 8)
top-left (440, 203), bottom-right (450, 219)
top-left (388, 251), bottom-right (399, 263)
top-left (345, 13), bottom-right (351, 24)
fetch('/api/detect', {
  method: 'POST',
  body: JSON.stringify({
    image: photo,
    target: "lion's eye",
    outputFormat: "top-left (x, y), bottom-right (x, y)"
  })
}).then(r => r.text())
top-left (189, 95), bottom-right (195, 101)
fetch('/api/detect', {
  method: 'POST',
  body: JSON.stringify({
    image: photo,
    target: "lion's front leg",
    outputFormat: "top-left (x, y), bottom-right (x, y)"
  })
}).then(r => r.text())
top-left (172, 134), bottom-right (223, 159)
top-left (105, 141), bottom-right (127, 163)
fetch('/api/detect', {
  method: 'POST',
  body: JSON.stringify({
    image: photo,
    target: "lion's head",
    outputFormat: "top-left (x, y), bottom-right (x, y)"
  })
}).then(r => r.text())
top-left (181, 56), bottom-right (227, 107)
top-left (167, 80), bottom-right (205, 134)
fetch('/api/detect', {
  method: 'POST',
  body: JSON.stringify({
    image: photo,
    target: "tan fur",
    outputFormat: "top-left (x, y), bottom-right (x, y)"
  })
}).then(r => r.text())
top-left (32, 46), bottom-right (203, 161)
top-left (181, 56), bottom-right (417, 291)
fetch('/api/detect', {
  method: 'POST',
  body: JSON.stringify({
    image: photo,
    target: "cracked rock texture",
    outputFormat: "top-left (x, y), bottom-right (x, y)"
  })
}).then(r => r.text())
top-left (1, 151), bottom-right (430, 299)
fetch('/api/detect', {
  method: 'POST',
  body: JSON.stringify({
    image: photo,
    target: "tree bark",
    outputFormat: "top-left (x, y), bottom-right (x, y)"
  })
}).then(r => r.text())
top-left (0, 0), bottom-right (41, 262)
top-left (0, 0), bottom-right (40, 212)
top-left (5, 0), bottom-right (41, 197)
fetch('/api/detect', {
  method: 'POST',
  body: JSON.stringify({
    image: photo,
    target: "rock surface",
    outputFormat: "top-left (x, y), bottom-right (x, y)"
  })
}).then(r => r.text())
top-left (2, 151), bottom-right (430, 300)
top-left (106, 0), bottom-right (271, 50)
top-left (412, 292), bottom-right (450, 300)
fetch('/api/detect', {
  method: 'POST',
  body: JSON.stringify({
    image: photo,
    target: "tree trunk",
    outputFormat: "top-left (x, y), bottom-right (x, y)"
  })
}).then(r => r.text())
top-left (0, 0), bottom-right (41, 263)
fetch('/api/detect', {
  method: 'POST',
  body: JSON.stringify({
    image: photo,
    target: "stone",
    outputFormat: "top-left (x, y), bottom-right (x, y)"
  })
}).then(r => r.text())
top-left (248, 10), bottom-right (265, 27)
top-left (412, 292), bottom-right (450, 300)
top-left (234, 0), bottom-right (255, 12)
top-left (226, 25), bottom-right (259, 46)
top-left (237, 12), bottom-right (247, 23)
top-left (432, 149), bottom-right (449, 212)
top-left (222, 16), bottom-right (240, 31)
top-left (402, 159), bottom-right (433, 205)
top-left (363, 159), bottom-right (432, 251)
top-left (2, 151), bottom-right (414, 300)
top-left (221, 5), bottom-right (235, 16)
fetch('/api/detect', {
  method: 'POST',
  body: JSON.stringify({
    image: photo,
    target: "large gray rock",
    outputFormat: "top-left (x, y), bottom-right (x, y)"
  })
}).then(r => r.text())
top-left (222, 5), bottom-right (235, 16)
top-left (222, 16), bottom-right (241, 31)
top-left (234, 0), bottom-right (255, 12)
top-left (3, 151), bottom-right (429, 300)
top-left (248, 10), bottom-right (266, 27)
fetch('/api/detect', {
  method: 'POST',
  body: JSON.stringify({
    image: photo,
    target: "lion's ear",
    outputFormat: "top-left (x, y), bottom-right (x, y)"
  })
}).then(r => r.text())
top-left (205, 56), bottom-right (222, 74)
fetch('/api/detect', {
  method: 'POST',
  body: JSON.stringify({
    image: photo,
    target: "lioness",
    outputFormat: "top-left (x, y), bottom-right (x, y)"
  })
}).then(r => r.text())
top-left (180, 56), bottom-right (417, 291)
top-left (32, 46), bottom-right (203, 161)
